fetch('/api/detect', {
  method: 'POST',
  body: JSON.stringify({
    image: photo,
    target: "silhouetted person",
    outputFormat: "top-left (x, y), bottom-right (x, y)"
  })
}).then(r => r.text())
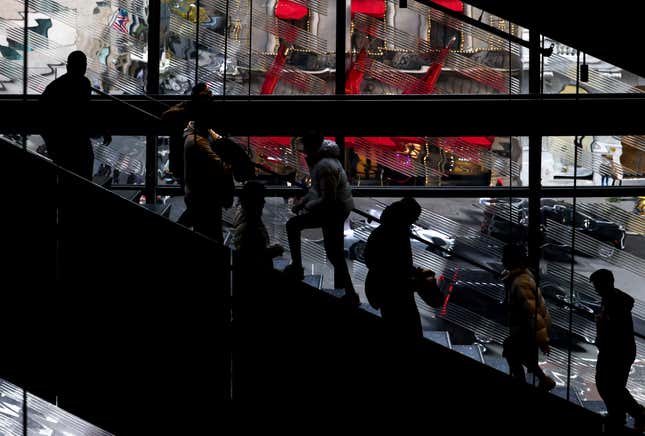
top-left (599, 155), bottom-right (613, 186)
top-left (501, 243), bottom-right (556, 391)
top-left (590, 269), bottom-right (645, 431)
top-left (233, 181), bottom-right (284, 273)
top-left (163, 83), bottom-right (212, 227)
top-left (183, 116), bottom-right (234, 243)
top-left (364, 198), bottom-right (440, 341)
top-left (41, 50), bottom-right (110, 179)
top-left (284, 131), bottom-right (358, 306)
top-left (162, 83), bottom-right (211, 186)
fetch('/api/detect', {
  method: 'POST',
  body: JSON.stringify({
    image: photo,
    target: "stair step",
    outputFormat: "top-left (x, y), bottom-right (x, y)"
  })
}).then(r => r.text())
top-left (551, 385), bottom-right (584, 406)
top-left (304, 275), bottom-right (324, 289)
top-left (483, 355), bottom-right (510, 374)
top-left (452, 344), bottom-right (485, 363)
top-left (424, 331), bottom-right (452, 349)
top-left (582, 400), bottom-right (607, 415)
top-left (273, 259), bottom-right (324, 289)
top-left (321, 287), bottom-right (345, 298)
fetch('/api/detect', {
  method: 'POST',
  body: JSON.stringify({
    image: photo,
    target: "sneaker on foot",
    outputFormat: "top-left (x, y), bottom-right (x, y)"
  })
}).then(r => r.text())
top-left (538, 376), bottom-right (556, 392)
top-left (283, 264), bottom-right (305, 281)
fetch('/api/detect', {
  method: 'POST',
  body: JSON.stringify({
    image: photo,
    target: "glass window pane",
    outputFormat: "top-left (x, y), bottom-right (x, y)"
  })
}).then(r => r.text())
top-left (24, 0), bottom-right (148, 94)
top-left (0, 0), bottom-right (25, 94)
top-left (161, 0), bottom-right (335, 95)
top-left (347, 1), bottom-right (525, 95)
top-left (542, 38), bottom-right (645, 94)
top-left (542, 135), bottom-right (645, 187)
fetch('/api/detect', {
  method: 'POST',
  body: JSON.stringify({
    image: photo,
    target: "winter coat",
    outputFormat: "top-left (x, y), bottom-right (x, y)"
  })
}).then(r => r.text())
top-left (503, 268), bottom-right (552, 350)
top-left (183, 125), bottom-right (234, 208)
top-left (301, 140), bottom-right (354, 213)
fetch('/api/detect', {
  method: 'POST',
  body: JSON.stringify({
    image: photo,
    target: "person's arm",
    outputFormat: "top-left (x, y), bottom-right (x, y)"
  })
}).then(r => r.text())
top-left (304, 165), bottom-right (338, 211)
top-left (518, 280), bottom-right (550, 352)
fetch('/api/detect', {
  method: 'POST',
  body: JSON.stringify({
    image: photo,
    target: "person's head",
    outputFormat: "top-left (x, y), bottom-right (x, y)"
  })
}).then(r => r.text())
top-left (589, 269), bottom-right (615, 297)
top-left (380, 197), bottom-right (421, 228)
top-left (239, 180), bottom-right (266, 217)
top-left (191, 82), bottom-right (212, 99)
top-left (66, 51), bottom-right (87, 76)
top-left (502, 243), bottom-right (528, 270)
top-left (301, 130), bottom-right (324, 158)
top-left (189, 83), bottom-right (212, 135)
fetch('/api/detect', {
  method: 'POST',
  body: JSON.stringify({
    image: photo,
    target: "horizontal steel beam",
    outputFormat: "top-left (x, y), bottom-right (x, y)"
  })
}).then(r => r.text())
top-left (2, 95), bottom-right (645, 136)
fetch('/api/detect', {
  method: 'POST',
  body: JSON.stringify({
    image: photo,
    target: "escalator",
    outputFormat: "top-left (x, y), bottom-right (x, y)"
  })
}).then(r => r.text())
top-left (0, 378), bottom-right (113, 436)
top-left (221, 195), bottom-right (644, 430)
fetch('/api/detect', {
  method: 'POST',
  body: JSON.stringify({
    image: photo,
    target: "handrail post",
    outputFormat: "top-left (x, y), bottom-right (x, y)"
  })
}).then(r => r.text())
top-left (145, 1), bottom-right (161, 204)
top-left (528, 29), bottom-right (542, 281)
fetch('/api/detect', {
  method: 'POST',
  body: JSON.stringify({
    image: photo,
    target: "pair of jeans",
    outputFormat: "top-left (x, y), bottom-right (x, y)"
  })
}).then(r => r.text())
top-left (286, 207), bottom-right (354, 292)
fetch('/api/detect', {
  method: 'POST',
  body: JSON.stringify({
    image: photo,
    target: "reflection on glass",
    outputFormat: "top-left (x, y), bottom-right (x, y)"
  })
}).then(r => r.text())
top-left (0, 377), bottom-right (112, 436)
top-left (346, 136), bottom-right (524, 187)
top-left (0, 0), bottom-right (25, 94)
top-left (542, 136), bottom-right (645, 187)
top-left (160, 0), bottom-right (335, 95)
top-left (541, 38), bottom-right (645, 95)
top-left (6, 0), bottom-right (149, 94)
top-left (347, 0), bottom-right (523, 95)
top-left (539, 197), bottom-right (645, 414)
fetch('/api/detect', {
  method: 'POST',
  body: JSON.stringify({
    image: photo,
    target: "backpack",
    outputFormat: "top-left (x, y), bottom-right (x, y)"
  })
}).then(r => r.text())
top-left (212, 137), bottom-right (256, 182)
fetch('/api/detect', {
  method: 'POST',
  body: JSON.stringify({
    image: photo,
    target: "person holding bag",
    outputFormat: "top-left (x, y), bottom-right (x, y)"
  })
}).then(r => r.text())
top-left (364, 198), bottom-right (443, 342)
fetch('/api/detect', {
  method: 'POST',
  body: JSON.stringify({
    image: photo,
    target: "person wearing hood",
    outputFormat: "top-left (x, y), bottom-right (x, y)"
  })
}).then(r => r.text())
top-left (590, 269), bottom-right (645, 431)
top-left (284, 131), bottom-right (358, 306)
top-left (183, 113), bottom-right (233, 244)
top-left (501, 243), bottom-right (556, 391)
top-left (364, 197), bottom-right (439, 342)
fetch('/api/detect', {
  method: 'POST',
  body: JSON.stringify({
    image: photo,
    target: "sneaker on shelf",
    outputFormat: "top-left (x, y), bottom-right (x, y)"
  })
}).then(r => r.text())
top-left (538, 376), bottom-right (556, 392)
top-left (283, 264), bottom-right (305, 281)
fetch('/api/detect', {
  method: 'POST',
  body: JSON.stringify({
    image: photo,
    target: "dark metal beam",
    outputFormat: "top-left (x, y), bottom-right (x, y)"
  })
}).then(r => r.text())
top-left (4, 95), bottom-right (645, 137)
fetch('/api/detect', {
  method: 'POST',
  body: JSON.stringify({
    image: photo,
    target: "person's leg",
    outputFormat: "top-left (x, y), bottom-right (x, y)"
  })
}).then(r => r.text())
top-left (191, 199), bottom-right (223, 244)
top-left (286, 211), bottom-right (324, 268)
top-left (321, 210), bottom-right (355, 294)
top-left (596, 353), bottom-right (627, 428)
top-left (522, 342), bottom-right (555, 390)
top-left (620, 357), bottom-right (644, 420)
top-left (503, 337), bottom-right (526, 381)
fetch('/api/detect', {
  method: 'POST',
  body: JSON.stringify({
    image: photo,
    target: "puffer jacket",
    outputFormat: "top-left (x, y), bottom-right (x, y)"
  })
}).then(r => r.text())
top-left (301, 140), bottom-right (354, 213)
top-left (503, 268), bottom-right (552, 349)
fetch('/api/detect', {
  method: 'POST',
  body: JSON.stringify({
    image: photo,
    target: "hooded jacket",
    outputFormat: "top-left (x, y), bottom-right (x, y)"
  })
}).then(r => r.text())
top-left (301, 140), bottom-right (354, 213)
top-left (503, 268), bottom-right (552, 350)
top-left (596, 287), bottom-right (636, 357)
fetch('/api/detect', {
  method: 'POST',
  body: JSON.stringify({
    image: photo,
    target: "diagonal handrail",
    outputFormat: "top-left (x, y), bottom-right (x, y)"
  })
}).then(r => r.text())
top-left (90, 87), bottom-right (164, 121)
